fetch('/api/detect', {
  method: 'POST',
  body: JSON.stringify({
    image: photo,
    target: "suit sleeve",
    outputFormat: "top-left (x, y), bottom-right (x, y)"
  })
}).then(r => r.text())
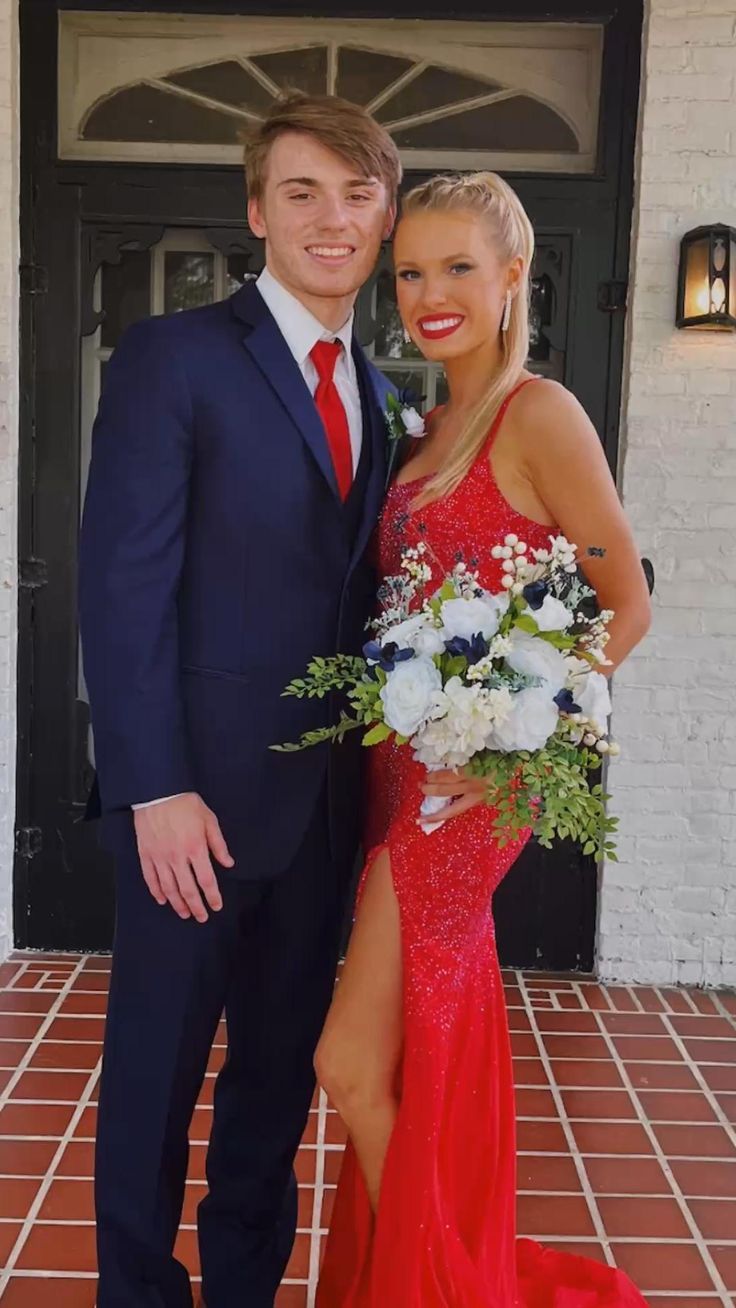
top-left (79, 319), bottom-right (197, 811)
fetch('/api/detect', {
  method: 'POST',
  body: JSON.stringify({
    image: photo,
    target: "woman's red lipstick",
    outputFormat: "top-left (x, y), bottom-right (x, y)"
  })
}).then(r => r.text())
top-left (417, 315), bottom-right (465, 340)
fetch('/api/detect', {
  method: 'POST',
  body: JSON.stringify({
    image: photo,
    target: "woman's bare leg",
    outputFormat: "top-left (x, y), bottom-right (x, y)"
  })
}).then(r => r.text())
top-left (314, 849), bottom-right (403, 1211)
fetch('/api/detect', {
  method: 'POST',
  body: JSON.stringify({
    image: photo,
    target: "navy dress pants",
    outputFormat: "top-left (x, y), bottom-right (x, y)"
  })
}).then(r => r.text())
top-left (95, 793), bottom-right (345, 1308)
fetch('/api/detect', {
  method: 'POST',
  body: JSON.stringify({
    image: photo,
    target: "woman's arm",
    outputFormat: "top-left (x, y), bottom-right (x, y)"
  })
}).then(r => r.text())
top-left (516, 380), bottom-right (651, 673)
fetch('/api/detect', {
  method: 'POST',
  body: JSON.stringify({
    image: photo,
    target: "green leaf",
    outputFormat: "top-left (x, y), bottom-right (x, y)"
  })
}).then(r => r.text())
top-left (362, 721), bottom-right (392, 747)
top-left (513, 614), bottom-right (539, 634)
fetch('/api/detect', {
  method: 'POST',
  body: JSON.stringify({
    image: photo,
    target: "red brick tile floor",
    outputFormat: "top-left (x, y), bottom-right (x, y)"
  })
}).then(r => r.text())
top-left (1, 955), bottom-right (735, 1306)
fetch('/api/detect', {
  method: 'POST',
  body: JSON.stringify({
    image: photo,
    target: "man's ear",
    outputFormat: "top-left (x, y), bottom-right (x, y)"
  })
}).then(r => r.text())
top-left (248, 195), bottom-right (267, 239)
top-left (382, 203), bottom-right (398, 241)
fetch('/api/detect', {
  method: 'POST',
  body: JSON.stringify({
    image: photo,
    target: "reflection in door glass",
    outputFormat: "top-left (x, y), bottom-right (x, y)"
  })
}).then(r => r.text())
top-left (226, 254), bottom-right (261, 296)
top-left (101, 249), bottom-right (151, 348)
top-left (373, 267), bottom-right (423, 361)
top-left (164, 252), bottom-right (215, 313)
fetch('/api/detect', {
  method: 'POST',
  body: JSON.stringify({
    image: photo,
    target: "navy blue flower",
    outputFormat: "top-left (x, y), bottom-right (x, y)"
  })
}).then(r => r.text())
top-left (522, 579), bottom-right (549, 610)
top-left (363, 640), bottom-right (414, 672)
top-left (397, 386), bottom-right (424, 409)
top-left (554, 687), bottom-right (582, 714)
top-left (444, 632), bottom-right (489, 665)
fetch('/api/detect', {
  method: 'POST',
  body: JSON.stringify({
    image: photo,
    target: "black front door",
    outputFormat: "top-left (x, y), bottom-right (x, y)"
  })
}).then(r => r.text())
top-left (16, 0), bottom-right (642, 959)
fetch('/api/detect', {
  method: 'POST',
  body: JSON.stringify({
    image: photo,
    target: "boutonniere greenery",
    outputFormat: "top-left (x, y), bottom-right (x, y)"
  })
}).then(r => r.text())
top-left (384, 390), bottom-right (426, 488)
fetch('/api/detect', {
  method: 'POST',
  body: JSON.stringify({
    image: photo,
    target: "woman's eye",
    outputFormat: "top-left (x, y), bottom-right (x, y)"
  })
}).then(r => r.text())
top-left (397, 269), bottom-right (420, 281)
top-left (449, 262), bottom-right (474, 275)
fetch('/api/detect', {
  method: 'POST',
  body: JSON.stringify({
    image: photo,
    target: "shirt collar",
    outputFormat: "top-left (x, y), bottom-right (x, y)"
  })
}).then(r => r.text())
top-left (256, 265), bottom-right (355, 370)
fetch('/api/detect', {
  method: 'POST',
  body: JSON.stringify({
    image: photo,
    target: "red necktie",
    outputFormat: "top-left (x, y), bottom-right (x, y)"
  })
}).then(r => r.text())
top-left (310, 341), bottom-right (353, 501)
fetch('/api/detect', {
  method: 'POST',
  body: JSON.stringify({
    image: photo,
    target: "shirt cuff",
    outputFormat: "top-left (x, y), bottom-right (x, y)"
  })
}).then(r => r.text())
top-left (132, 793), bottom-right (188, 810)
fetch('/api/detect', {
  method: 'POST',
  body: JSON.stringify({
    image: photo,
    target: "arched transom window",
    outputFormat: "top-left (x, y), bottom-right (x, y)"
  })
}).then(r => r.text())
top-left (59, 14), bottom-right (603, 173)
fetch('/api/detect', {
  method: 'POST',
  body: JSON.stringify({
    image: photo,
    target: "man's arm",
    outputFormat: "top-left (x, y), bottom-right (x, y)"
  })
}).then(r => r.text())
top-left (79, 318), bottom-right (196, 809)
top-left (79, 320), bottom-right (232, 919)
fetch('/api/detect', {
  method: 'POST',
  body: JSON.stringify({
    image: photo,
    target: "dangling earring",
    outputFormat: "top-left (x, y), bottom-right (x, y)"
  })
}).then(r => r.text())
top-left (403, 327), bottom-right (411, 345)
top-left (501, 290), bottom-right (512, 333)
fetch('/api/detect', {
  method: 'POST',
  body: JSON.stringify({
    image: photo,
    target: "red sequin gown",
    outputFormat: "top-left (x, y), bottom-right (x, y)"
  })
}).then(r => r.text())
top-left (316, 381), bottom-right (646, 1308)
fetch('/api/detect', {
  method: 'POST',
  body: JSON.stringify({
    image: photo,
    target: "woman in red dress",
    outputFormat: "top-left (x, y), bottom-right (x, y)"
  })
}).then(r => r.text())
top-left (314, 172), bottom-right (652, 1308)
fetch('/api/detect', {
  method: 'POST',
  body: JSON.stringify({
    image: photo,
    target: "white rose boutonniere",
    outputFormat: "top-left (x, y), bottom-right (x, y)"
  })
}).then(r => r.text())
top-left (384, 391), bottom-right (426, 487)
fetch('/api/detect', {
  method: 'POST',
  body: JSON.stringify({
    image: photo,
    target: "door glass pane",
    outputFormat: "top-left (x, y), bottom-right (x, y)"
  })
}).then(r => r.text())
top-left (434, 373), bottom-right (449, 406)
top-left (226, 253), bottom-right (262, 295)
top-left (377, 66), bottom-right (500, 122)
top-left (250, 46), bottom-right (328, 95)
top-left (165, 60), bottom-right (274, 114)
top-left (393, 97), bottom-right (577, 151)
top-left (336, 48), bottom-right (413, 105)
top-left (373, 268), bottom-right (423, 361)
top-left (83, 84), bottom-right (244, 144)
top-left (164, 252), bottom-right (216, 313)
top-left (100, 249), bottom-right (150, 348)
top-left (529, 275), bottom-right (553, 364)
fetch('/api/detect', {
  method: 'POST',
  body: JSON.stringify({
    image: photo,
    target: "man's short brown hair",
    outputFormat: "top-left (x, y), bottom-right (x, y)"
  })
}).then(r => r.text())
top-left (244, 92), bottom-right (402, 205)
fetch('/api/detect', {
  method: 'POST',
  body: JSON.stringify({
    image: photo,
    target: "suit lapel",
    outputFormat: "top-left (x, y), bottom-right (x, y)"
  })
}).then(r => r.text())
top-left (348, 345), bottom-right (390, 575)
top-left (232, 281), bottom-right (341, 501)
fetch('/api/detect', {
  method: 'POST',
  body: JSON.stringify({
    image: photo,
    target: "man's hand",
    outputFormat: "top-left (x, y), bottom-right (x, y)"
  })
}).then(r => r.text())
top-left (133, 793), bottom-right (234, 922)
top-left (420, 769), bottom-right (488, 826)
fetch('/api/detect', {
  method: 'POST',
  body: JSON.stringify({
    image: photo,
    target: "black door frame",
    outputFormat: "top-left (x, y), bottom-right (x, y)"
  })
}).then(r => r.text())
top-left (16, 0), bottom-right (643, 959)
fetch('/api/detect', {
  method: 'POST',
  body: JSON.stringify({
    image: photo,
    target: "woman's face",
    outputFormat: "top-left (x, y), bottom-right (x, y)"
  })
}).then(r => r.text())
top-left (394, 209), bottom-right (520, 364)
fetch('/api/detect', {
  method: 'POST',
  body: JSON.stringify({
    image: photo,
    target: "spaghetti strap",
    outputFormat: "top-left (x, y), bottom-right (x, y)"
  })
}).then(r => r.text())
top-left (484, 376), bottom-right (540, 454)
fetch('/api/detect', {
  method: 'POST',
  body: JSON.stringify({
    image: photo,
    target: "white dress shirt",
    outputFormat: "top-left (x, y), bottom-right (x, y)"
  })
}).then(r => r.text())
top-left (133, 265), bottom-right (363, 812)
top-left (255, 265), bottom-right (363, 470)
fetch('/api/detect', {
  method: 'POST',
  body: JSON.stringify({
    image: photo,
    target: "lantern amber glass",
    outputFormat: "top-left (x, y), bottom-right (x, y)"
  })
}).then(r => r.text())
top-left (683, 236), bottom-right (710, 320)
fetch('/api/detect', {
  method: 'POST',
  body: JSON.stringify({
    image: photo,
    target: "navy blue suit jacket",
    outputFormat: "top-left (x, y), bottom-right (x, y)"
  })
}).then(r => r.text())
top-left (79, 280), bottom-right (393, 879)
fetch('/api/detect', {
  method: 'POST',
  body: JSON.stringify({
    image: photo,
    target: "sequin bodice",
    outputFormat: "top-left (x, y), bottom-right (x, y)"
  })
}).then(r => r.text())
top-left (377, 428), bottom-right (555, 597)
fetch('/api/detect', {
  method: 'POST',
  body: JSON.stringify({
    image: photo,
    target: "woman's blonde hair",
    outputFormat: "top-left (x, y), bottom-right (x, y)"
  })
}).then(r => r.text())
top-left (400, 172), bottom-right (535, 506)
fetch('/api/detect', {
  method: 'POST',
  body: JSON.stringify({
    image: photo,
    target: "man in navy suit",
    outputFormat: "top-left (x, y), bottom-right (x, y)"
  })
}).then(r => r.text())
top-left (79, 93), bottom-right (400, 1307)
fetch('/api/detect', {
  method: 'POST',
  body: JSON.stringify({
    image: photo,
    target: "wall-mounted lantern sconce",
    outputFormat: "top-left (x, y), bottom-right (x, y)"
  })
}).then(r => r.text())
top-left (676, 224), bottom-right (736, 330)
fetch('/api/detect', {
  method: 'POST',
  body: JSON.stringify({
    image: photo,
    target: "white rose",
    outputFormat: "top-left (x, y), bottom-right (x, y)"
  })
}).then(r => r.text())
top-left (380, 656), bottom-right (443, 738)
top-left (381, 613), bottom-right (444, 657)
top-left (568, 669), bottom-right (612, 726)
top-left (486, 686), bottom-right (559, 753)
top-left (505, 630), bottom-right (568, 693)
top-left (524, 594), bottom-right (573, 632)
top-left (411, 677), bottom-right (497, 769)
top-left (441, 595), bottom-right (505, 643)
top-left (401, 407), bottom-right (425, 438)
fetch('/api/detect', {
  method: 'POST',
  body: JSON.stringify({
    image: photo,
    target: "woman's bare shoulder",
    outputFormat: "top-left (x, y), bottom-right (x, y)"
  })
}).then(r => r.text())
top-left (510, 377), bottom-right (599, 459)
top-left (514, 376), bottom-right (584, 420)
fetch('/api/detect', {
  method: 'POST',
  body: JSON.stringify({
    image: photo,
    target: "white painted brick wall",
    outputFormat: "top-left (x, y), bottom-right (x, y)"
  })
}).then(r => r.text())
top-left (0, 0), bottom-right (17, 962)
top-left (600, 0), bottom-right (736, 987)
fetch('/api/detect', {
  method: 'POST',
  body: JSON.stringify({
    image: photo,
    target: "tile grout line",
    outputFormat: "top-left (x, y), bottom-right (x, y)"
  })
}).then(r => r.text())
top-left (2, 962), bottom-right (32, 990)
top-left (655, 1014), bottom-right (736, 1146)
top-left (516, 971), bottom-right (615, 1265)
top-left (0, 1056), bottom-right (102, 1299)
top-left (307, 1087), bottom-right (329, 1307)
top-left (0, 961), bottom-right (88, 1113)
top-left (625, 985), bottom-right (646, 1015)
top-left (711, 992), bottom-right (736, 1036)
top-left (585, 994), bottom-right (732, 1308)
top-left (583, 984), bottom-right (615, 1013)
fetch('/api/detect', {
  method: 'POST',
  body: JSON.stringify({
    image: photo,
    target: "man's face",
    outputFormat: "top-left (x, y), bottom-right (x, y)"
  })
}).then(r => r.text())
top-left (248, 131), bottom-right (395, 320)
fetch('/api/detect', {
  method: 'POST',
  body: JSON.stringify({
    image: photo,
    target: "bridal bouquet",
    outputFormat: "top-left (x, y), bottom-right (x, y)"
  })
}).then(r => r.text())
top-left (274, 535), bottom-right (619, 858)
